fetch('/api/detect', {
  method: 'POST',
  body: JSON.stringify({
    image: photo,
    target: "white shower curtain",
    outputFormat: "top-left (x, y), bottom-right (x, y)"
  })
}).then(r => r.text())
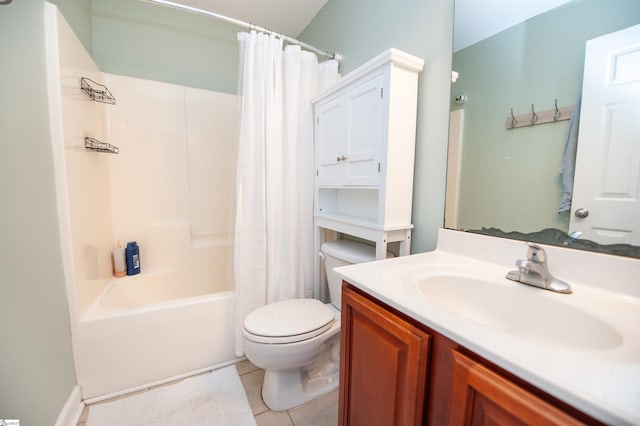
top-left (234, 31), bottom-right (339, 355)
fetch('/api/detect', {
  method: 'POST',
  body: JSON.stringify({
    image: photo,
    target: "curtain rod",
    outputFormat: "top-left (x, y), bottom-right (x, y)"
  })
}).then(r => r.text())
top-left (141, 0), bottom-right (342, 62)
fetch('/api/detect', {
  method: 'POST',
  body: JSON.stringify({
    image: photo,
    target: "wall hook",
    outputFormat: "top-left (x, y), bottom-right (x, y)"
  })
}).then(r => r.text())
top-left (530, 104), bottom-right (538, 125)
top-left (510, 108), bottom-right (517, 128)
top-left (553, 98), bottom-right (561, 121)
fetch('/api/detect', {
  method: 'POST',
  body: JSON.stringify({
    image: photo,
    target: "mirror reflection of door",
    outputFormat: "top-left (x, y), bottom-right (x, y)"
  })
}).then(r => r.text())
top-left (570, 24), bottom-right (640, 245)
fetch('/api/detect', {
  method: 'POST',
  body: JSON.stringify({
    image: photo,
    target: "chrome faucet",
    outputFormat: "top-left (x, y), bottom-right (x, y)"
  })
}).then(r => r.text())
top-left (506, 242), bottom-right (572, 294)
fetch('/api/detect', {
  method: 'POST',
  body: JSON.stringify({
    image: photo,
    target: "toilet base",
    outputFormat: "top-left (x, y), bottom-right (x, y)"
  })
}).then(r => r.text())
top-left (262, 361), bottom-right (339, 411)
top-left (261, 333), bottom-right (340, 411)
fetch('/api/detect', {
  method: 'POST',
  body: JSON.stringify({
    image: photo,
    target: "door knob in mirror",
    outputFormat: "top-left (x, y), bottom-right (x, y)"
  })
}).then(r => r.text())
top-left (575, 208), bottom-right (589, 218)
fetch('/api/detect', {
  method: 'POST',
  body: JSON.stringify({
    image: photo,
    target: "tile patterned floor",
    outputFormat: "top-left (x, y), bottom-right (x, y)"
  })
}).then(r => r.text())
top-left (77, 360), bottom-right (338, 426)
top-left (236, 360), bottom-right (339, 426)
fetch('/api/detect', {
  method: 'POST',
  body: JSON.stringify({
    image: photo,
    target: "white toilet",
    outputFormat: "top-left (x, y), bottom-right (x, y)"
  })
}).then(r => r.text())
top-left (241, 240), bottom-right (381, 411)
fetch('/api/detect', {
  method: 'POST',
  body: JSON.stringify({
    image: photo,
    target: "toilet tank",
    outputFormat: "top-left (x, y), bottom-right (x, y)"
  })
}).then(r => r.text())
top-left (321, 240), bottom-right (393, 309)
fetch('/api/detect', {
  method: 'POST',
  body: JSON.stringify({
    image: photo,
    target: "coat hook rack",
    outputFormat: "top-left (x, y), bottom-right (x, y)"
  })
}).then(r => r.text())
top-left (506, 99), bottom-right (573, 129)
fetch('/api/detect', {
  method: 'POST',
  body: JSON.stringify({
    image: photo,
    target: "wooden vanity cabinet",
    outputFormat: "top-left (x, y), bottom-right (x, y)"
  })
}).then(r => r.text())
top-left (339, 283), bottom-right (604, 426)
top-left (449, 350), bottom-right (585, 426)
top-left (339, 283), bottom-right (431, 426)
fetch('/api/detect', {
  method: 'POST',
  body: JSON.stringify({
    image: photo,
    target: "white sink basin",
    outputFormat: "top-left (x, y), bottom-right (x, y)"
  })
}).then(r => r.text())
top-left (407, 265), bottom-right (623, 351)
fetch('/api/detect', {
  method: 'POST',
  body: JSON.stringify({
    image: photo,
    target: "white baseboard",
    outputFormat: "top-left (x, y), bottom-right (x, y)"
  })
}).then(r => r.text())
top-left (55, 385), bottom-right (85, 426)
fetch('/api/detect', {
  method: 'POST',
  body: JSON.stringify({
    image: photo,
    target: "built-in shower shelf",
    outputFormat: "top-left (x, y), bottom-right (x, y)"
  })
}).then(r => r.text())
top-left (85, 137), bottom-right (119, 154)
top-left (80, 77), bottom-right (116, 104)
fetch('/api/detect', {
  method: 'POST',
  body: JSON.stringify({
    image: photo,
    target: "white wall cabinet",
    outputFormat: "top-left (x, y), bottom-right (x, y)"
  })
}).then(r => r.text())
top-left (313, 49), bottom-right (423, 298)
top-left (316, 73), bottom-right (384, 187)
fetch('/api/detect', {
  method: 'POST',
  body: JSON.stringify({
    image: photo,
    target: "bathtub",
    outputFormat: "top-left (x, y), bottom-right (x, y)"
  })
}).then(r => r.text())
top-left (75, 272), bottom-right (238, 400)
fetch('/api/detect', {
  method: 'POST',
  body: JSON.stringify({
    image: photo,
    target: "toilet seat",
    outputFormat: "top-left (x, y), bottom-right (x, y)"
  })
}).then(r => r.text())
top-left (243, 299), bottom-right (335, 344)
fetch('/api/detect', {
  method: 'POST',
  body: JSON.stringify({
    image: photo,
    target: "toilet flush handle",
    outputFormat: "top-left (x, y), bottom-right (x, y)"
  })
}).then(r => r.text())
top-left (318, 252), bottom-right (325, 261)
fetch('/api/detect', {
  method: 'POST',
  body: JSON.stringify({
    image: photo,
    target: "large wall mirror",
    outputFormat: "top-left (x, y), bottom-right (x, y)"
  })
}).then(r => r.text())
top-left (447, 0), bottom-right (640, 258)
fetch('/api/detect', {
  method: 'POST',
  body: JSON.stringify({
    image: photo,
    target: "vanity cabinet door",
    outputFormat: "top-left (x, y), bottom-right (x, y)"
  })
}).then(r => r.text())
top-left (449, 350), bottom-right (584, 426)
top-left (339, 285), bottom-right (431, 426)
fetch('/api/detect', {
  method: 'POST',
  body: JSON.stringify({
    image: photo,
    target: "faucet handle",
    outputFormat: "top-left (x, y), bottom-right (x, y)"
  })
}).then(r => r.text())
top-left (526, 242), bottom-right (547, 264)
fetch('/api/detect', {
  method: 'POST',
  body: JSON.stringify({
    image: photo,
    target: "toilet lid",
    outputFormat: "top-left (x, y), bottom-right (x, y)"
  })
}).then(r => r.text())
top-left (243, 299), bottom-right (334, 343)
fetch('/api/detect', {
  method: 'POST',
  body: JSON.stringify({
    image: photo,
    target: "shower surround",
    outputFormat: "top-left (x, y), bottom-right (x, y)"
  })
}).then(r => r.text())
top-left (46, 4), bottom-right (239, 399)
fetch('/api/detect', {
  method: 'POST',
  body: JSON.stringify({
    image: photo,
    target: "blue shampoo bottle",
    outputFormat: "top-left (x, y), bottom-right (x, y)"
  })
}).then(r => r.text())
top-left (125, 241), bottom-right (141, 275)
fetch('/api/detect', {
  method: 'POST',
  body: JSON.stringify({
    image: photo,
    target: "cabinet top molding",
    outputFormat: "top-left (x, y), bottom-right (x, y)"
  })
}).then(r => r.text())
top-left (312, 48), bottom-right (424, 103)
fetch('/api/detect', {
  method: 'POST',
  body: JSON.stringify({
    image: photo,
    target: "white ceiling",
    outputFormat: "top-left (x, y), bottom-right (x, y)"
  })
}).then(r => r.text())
top-left (167, 0), bottom-right (573, 49)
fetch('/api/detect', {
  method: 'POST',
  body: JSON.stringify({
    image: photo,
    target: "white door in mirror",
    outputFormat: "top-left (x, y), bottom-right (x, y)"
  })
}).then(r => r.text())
top-left (571, 24), bottom-right (640, 245)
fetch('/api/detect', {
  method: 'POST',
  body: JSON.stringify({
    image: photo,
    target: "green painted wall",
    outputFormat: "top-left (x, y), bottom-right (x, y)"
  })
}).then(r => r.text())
top-left (47, 0), bottom-right (239, 92)
top-left (301, 0), bottom-right (442, 75)
top-left (91, 0), bottom-right (239, 93)
top-left (0, 2), bottom-right (77, 425)
top-left (452, 0), bottom-right (640, 233)
top-left (301, 0), bottom-right (455, 252)
top-left (49, 0), bottom-right (93, 54)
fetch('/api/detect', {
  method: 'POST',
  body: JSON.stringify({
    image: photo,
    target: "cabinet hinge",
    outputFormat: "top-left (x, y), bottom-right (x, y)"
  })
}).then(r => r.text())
top-left (380, 88), bottom-right (384, 99)
top-left (316, 169), bottom-right (319, 176)
top-left (378, 162), bottom-right (381, 173)
top-left (316, 117), bottom-right (319, 124)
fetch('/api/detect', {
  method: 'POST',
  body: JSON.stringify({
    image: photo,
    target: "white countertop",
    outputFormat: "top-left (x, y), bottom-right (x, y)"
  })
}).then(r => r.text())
top-left (335, 229), bottom-right (640, 425)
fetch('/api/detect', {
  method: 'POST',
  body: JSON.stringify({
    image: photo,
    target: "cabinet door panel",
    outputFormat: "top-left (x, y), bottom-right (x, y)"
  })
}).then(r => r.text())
top-left (340, 286), bottom-right (430, 426)
top-left (316, 95), bottom-right (346, 186)
top-left (345, 74), bottom-right (384, 186)
top-left (450, 350), bottom-right (584, 426)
